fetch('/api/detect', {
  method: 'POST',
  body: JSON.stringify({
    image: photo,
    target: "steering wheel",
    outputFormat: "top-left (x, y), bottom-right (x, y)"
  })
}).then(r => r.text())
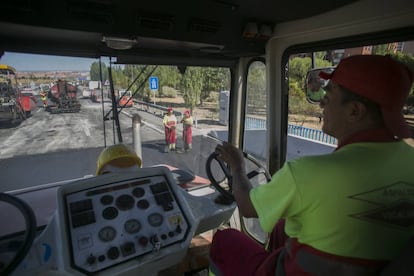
top-left (205, 151), bottom-right (272, 205)
top-left (0, 193), bottom-right (37, 275)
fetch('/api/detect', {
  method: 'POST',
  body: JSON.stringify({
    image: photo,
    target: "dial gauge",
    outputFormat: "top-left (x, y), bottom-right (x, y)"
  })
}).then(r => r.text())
top-left (98, 226), bottom-right (116, 242)
top-left (124, 219), bottom-right (141, 234)
top-left (148, 213), bottom-right (163, 227)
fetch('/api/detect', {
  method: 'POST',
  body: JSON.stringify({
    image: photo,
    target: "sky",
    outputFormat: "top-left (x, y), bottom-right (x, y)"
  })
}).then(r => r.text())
top-left (0, 52), bottom-right (99, 72)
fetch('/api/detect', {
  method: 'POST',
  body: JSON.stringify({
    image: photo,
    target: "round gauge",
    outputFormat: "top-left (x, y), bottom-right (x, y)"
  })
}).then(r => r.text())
top-left (98, 226), bottom-right (117, 242)
top-left (132, 187), bottom-right (145, 198)
top-left (116, 194), bottom-right (135, 210)
top-left (124, 219), bottom-right (141, 234)
top-left (102, 206), bottom-right (118, 220)
top-left (137, 199), bottom-right (149, 209)
top-left (148, 213), bottom-right (163, 227)
top-left (100, 194), bottom-right (114, 205)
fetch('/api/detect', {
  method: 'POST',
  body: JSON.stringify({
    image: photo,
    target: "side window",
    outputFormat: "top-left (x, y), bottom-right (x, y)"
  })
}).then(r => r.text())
top-left (242, 59), bottom-right (268, 243)
top-left (243, 60), bottom-right (267, 166)
top-left (287, 52), bottom-right (336, 160)
top-left (287, 41), bottom-right (414, 160)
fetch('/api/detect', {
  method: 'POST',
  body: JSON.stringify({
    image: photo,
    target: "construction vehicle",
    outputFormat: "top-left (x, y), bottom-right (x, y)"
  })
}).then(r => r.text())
top-left (48, 79), bottom-right (81, 113)
top-left (118, 90), bottom-right (133, 108)
top-left (0, 64), bottom-right (35, 124)
top-left (18, 88), bottom-right (37, 117)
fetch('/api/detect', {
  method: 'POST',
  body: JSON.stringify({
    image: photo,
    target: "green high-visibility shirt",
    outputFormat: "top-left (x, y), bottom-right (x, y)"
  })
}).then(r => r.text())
top-left (250, 141), bottom-right (414, 260)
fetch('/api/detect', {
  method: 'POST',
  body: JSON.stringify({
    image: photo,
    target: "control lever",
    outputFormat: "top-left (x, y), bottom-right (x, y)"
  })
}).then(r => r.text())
top-left (150, 235), bottom-right (161, 253)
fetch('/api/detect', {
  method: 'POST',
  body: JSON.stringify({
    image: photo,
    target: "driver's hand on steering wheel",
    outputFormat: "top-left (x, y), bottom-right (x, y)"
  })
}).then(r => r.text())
top-left (215, 142), bottom-right (246, 173)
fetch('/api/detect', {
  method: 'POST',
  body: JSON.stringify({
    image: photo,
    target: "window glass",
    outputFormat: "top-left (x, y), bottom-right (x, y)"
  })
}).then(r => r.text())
top-left (0, 53), bottom-right (231, 198)
top-left (287, 41), bottom-right (414, 160)
top-left (242, 60), bottom-right (268, 243)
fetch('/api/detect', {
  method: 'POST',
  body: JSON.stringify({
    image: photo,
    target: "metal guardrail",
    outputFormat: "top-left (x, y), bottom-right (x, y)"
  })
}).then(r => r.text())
top-left (287, 125), bottom-right (337, 145)
top-left (131, 102), bottom-right (336, 145)
top-left (245, 116), bottom-right (337, 145)
top-left (245, 116), bottom-right (266, 129)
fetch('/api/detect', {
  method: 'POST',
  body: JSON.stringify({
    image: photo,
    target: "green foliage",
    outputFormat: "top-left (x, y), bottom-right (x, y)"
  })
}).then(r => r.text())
top-left (111, 66), bottom-right (129, 90)
top-left (87, 63), bottom-right (230, 107)
top-left (289, 57), bottom-right (312, 85)
top-left (180, 67), bottom-right (203, 110)
top-left (388, 52), bottom-right (414, 95)
top-left (155, 66), bottom-right (181, 95)
top-left (289, 56), bottom-right (331, 94)
top-left (372, 44), bottom-right (391, 55)
top-left (247, 61), bottom-right (266, 115)
top-left (207, 91), bottom-right (219, 102)
top-left (161, 86), bottom-right (177, 98)
top-left (389, 52), bottom-right (414, 69)
top-left (289, 81), bottom-right (321, 116)
top-left (90, 61), bottom-right (108, 81)
top-left (288, 54), bottom-right (329, 117)
top-left (200, 67), bottom-right (229, 104)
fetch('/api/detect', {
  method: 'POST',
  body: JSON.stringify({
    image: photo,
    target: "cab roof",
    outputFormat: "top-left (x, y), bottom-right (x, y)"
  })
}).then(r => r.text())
top-left (0, 0), bottom-right (357, 66)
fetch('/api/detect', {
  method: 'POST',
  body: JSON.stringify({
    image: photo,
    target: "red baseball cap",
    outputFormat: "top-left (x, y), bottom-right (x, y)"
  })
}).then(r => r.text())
top-left (320, 55), bottom-right (414, 139)
top-left (167, 107), bottom-right (173, 112)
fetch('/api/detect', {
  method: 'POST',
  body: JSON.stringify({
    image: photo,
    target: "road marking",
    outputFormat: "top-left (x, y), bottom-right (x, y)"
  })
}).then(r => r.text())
top-left (142, 120), bottom-right (164, 134)
top-left (82, 121), bottom-right (91, 137)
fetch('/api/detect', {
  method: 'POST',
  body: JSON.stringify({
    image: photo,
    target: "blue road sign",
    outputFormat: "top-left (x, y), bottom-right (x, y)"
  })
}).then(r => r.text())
top-left (149, 76), bottom-right (158, 90)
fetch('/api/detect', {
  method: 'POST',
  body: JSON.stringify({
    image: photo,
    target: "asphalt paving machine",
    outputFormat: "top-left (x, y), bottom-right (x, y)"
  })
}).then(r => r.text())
top-left (48, 79), bottom-right (81, 113)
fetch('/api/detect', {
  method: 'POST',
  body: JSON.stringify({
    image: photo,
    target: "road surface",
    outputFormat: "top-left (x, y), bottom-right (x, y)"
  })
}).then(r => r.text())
top-left (0, 98), bottom-right (221, 192)
top-left (0, 96), bottom-right (336, 192)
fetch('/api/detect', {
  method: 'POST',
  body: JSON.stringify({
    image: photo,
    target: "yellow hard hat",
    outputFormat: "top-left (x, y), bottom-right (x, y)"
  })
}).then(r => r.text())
top-left (96, 144), bottom-right (142, 175)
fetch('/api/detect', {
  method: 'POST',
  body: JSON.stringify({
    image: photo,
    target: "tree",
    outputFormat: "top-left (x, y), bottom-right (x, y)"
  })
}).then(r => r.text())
top-left (389, 52), bottom-right (414, 94)
top-left (247, 61), bottom-right (266, 115)
top-left (180, 67), bottom-right (203, 111)
top-left (111, 66), bottom-right (129, 90)
top-left (153, 66), bottom-right (181, 97)
top-left (288, 55), bottom-right (331, 119)
top-left (200, 67), bottom-right (229, 104)
top-left (90, 61), bottom-right (108, 81)
top-left (372, 44), bottom-right (391, 55)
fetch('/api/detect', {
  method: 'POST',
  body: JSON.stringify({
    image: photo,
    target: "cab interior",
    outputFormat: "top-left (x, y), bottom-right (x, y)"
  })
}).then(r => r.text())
top-left (0, 0), bottom-right (414, 275)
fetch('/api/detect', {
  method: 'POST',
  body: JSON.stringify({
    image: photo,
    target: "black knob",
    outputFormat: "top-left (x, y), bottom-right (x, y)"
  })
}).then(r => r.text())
top-left (87, 254), bottom-right (96, 265)
top-left (107, 246), bottom-right (120, 260)
top-left (150, 235), bottom-right (159, 245)
top-left (138, 236), bottom-right (148, 246)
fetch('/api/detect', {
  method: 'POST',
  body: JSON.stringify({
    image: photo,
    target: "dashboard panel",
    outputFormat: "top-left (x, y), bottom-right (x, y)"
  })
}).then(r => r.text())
top-left (65, 174), bottom-right (190, 273)
top-left (8, 165), bottom-right (236, 275)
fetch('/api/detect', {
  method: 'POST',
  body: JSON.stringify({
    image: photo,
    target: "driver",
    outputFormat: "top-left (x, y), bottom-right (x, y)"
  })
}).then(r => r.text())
top-left (209, 55), bottom-right (414, 275)
top-left (96, 143), bottom-right (142, 175)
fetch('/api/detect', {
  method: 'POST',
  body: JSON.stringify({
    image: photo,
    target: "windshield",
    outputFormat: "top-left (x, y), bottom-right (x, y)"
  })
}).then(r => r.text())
top-left (0, 54), bottom-right (230, 196)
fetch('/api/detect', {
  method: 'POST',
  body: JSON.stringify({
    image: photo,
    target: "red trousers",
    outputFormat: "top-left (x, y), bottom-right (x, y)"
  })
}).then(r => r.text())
top-left (164, 127), bottom-right (176, 144)
top-left (210, 220), bottom-right (289, 276)
top-left (183, 125), bottom-right (192, 145)
top-left (210, 219), bottom-right (386, 276)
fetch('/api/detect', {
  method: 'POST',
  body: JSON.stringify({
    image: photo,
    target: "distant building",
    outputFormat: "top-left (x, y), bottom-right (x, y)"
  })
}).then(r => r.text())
top-left (289, 40), bottom-right (413, 66)
top-left (398, 41), bottom-right (414, 54)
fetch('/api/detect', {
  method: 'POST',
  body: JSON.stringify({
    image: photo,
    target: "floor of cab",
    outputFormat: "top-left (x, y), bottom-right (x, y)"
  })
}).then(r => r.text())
top-left (158, 231), bottom-right (213, 276)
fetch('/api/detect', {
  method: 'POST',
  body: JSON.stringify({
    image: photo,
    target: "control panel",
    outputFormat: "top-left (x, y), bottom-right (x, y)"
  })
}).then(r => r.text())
top-left (10, 165), bottom-right (236, 276)
top-left (62, 168), bottom-right (191, 274)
